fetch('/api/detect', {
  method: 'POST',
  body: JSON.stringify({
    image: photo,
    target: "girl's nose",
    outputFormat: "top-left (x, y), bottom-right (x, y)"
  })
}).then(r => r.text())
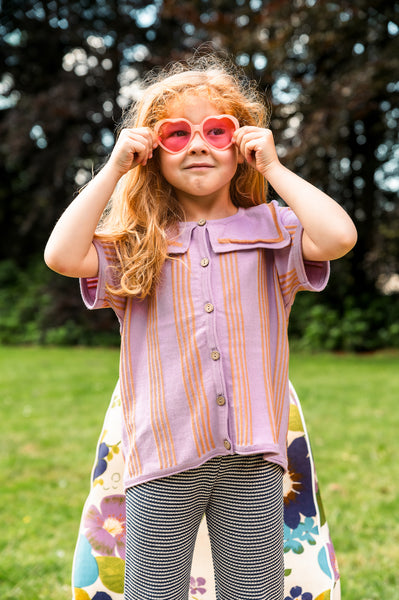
top-left (187, 131), bottom-right (209, 153)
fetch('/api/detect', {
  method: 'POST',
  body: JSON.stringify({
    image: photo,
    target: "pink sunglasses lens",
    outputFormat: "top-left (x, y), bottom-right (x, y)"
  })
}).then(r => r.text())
top-left (157, 120), bottom-right (192, 152)
top-left (203, 116), bottom-right (237, 148)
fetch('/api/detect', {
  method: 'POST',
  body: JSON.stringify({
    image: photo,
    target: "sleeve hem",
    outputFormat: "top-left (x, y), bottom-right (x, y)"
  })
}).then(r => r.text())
top-left (79, 241), bottom-right (108, 310)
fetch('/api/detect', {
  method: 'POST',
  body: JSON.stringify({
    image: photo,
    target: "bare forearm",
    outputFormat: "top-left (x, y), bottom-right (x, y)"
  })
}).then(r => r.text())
top-left (44, 163), bottom-right (120, 276)
top-left (265, 162), bottom-right (357, 260)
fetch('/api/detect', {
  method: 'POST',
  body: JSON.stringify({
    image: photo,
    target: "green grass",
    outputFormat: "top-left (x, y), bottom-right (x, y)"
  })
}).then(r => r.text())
top-left (289, 351), bottom-right (399, 599)
top-left (1, 346), bottom-right (398, 599)
top-left (0, 346), bottom-right (120, 600)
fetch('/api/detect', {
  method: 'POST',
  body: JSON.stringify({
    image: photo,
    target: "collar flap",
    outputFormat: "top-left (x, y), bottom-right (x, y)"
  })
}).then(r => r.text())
top-left (167, 202), bottom-right (291, 255)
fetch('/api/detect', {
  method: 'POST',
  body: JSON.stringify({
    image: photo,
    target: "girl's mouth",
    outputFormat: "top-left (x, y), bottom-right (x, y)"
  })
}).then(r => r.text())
top-left (185, 163), bottom-right (214, 169)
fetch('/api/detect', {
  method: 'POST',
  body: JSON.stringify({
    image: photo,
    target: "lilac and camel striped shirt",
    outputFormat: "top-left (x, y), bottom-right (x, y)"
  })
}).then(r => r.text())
top-left (80, 201), bottom-right (329, 490)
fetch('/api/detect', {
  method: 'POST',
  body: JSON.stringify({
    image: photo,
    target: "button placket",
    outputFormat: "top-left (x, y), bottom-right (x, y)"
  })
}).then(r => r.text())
top-left (197, 223), bottom-right (231, 451)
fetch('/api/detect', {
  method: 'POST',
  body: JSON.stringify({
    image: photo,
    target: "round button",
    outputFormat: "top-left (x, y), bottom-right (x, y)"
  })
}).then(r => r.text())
top-left (205, 302), bottom-right (214, 313)
top-left (211, 350), bottom-right (220, 361)
top-left (216, 395), bottom-right (226, 406)
top-left (200, 257), bottom-right (209, 267)
top-left (224, 439), bottom-right (232, 450)
top-left (198, 218), bottom-right (206, 226)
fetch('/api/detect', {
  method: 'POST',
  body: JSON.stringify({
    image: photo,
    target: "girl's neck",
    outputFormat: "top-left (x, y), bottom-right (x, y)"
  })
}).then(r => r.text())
top-left (179, 194), bottom-right (238, 222)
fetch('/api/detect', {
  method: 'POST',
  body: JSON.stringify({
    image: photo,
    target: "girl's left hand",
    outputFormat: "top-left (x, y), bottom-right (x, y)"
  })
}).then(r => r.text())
top-left (233, 127), bottom-right (280, 177)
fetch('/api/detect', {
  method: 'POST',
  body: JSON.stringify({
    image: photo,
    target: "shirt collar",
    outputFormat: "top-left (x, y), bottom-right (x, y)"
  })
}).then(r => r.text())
top-left (167, 203), bottom-right (291, 255)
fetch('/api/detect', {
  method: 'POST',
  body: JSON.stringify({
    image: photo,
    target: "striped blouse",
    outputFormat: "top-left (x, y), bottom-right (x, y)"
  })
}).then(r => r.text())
top-left (80, 201), bottom-right (329, 490)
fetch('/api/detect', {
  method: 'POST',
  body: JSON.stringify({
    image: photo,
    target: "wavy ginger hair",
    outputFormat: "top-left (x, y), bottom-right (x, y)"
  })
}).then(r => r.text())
top-left (96, 56), bottom-right (271, 298)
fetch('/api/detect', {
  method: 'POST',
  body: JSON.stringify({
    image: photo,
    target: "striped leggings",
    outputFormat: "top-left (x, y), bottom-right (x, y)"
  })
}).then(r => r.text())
top-left (125, 454), bottom-right (284, 600)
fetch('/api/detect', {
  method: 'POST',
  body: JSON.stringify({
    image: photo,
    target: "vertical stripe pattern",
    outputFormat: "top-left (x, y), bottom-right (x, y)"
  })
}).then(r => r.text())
top-left (120, 300), bottom-right (142, 478)
top-left (147, 293), bottom-right (176, 470)
top-left (219, 252), bottom-right (253, 446)
top-left (171, 253), bottom-right (215, 456)
top-left (272, 265), bottom-right (289, 437)
top-left (257, 249), bottom-right (278, 443)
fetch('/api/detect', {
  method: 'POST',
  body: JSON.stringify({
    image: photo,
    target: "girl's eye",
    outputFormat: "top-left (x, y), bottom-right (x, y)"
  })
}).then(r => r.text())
top-left (207, 127), bottom-right (226, 137)
top-left (170, 130), bottom-right (190, 138)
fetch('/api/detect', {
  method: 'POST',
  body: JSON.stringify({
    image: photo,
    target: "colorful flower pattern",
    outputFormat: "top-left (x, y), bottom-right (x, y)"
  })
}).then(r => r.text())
top-left (83, 495), bottom-right (126, 560)
top-left (284, 436), bottom-right (316, 530)
top-left (72, 382), bottom-right (340, 599)
top-left (285, 586), bottom-right (313, 600)
top-left (190, 576), bottom-right (207, 596)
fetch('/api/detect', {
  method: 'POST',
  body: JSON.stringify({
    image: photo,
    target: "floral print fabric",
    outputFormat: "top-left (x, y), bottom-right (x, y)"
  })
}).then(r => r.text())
top-left (72, 382), bottom-right (340, 600)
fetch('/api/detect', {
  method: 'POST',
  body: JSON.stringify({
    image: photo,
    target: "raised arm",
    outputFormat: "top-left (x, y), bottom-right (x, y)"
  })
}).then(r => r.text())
top-left (234, 127), bottom-right (357, 261)
top-left (44, 128), bottom-right (155, 278)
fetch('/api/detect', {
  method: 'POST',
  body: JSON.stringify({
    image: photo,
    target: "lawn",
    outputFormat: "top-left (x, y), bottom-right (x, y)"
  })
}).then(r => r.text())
top-left (1, 346), bottom-right (398, 599)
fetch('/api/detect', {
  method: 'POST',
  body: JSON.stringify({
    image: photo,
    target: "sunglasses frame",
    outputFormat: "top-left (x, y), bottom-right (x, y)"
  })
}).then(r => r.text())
top-left (154, 114), bottom-right (240, 154)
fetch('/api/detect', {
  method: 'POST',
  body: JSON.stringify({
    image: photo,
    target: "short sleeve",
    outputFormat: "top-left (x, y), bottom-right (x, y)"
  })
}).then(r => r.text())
top-left (273, 205), bottom-right (330, 311)
top-left (80, 240), bottom-right (127, 322)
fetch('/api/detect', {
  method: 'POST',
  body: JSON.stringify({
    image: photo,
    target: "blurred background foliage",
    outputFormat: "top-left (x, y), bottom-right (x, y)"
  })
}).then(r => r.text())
top-left (0, 0), bottom-right (398, 350)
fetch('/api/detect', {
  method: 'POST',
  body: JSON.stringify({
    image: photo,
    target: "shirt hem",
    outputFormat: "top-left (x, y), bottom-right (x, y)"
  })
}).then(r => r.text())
top-left (123, 444), bottom-right (286, 490)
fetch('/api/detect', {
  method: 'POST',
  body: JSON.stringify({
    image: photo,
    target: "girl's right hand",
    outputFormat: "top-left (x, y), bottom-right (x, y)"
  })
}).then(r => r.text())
top-left (107, 127), bottom-right (157, 176)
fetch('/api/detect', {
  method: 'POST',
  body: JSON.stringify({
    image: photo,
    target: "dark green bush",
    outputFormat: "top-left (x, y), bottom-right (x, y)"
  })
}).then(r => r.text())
top-left (289, 292), bottom-right (399, 352)
top-left (0, 258), bottom-right (119, 346)
top-left (0, 259), bottom-right (50, 344)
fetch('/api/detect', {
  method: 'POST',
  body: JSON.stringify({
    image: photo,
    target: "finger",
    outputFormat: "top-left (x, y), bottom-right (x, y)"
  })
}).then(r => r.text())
top-left (244, 141), bottom-right (259, 165)
top-left (236, 134), bottom-right (261, 163)
top-left (123, 130), bottom-right (155, 165)
top-left (122, 128), bottom-right (155, 154)
top-left (115, 138), bottom-right (149, 169)
top-left (233, 126), bottom-right (261, 145)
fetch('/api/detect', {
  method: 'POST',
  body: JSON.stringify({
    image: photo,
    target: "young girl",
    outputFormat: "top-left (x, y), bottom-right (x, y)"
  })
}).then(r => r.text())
top-left (45, 56), bottom-right (357, 600)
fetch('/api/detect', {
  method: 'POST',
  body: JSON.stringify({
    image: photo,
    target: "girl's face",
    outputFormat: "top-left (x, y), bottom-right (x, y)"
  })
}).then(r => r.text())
top-left (157, 96), bottom-right (243, 219)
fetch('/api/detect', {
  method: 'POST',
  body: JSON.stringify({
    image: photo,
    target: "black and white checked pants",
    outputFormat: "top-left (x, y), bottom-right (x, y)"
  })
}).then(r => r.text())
top-left (125, 454), bottom-right (284, 600)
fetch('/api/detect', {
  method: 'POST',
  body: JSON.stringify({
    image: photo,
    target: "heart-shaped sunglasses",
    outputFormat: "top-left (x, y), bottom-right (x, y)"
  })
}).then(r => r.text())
top-left (154, 114), bottom-right (239, 154)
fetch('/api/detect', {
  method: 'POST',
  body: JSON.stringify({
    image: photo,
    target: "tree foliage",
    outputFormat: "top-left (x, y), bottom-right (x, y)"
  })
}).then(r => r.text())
top-left (0, 0), bottom-right (398, 346)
